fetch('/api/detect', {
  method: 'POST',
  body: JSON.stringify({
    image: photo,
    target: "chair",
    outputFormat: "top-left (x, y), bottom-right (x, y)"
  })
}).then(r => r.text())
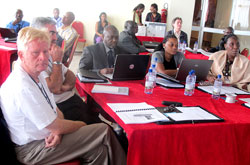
top-left (63, 35), bottom-right (79, 68)
top-left (240, 48), bottom-right (249, 57)
top-left (72, 21), bottom-right (86, 49)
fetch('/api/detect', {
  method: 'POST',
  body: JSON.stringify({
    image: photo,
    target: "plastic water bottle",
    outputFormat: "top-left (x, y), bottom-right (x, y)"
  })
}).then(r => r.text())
top-left (184, 71), bottom-right (195, 96)
top-left (193, 41), bottom-right (198, 54)
top-left (152, 57), bottom-right (158, 66)
top-left (151, 64), bottom-right (157, 87)
top-left (182, 41), bottom-right (187, 54)
top-left (212, 75), bottom-right (223, 100)
top-left (144, 69), bottom-right (155, 94)
top-left (190, 70), bottom-right (196, 94)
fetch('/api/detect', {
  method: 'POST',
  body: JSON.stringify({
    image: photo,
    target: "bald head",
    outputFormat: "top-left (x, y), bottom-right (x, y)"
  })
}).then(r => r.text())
top-left (103, 25), bottom-right (119, 48)
top-left (62, 12), bottom-right (75, 26)
top-left (124, 20), bottom-right (138, 35)
top-left (15, 9), bottom-right (23, 21)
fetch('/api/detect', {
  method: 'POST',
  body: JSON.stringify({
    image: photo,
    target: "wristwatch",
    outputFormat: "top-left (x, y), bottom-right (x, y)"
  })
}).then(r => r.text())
top-left (52, 61), bottom-right (62, 65)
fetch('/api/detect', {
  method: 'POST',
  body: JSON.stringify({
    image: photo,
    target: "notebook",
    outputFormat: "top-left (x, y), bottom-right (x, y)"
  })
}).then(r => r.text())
top-left (0, 28), bottom-right (17, 42)
top-left (102, 54), bottom-right (150, 81)
top-left (157, 59), bottom-right (213, 83)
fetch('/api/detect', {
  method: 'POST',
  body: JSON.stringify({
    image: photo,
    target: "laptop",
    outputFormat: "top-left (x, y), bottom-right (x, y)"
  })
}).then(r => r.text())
top-left (102, 54), bottom-right (150, 81)
top-left (157, 59), bottom-right (213, 83)
top-left (0, 27), bottom-right (17, 42)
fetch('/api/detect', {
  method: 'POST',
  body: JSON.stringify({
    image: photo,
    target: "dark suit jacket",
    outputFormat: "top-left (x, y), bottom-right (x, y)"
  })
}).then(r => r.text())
top-left (79, 42), bottom-right (129, 72)
top-left (166, 30), bottom-right (188, 46)
top-left (118, 31), bottom-right (147, 54)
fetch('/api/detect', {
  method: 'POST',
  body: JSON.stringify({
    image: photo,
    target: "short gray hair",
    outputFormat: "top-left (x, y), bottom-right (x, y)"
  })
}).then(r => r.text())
top-left (31, 17), bottom-right (56, 29)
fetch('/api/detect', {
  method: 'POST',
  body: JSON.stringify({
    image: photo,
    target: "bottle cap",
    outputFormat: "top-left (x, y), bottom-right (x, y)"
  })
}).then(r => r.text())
top-left (189, 71), bottom-right (192, 75)
top-left (149, 69), bottom-right (152, 72)
top-left (218, 74), bottom-right (221, 78)
top-left (154, 57), bottom-right (158, 62)
top-left (152, 64), bottom-right (156, 68)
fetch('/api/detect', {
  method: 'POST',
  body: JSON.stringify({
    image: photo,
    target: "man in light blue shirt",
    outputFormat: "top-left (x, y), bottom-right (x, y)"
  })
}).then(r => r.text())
top-left (52, 8), bottom-right (63, 30)
top-left (6, 9), bottom-right (30, 34)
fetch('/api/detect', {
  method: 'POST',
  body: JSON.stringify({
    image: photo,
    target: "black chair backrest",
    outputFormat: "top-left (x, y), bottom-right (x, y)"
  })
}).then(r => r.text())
top-left (0, 107), bottom-right (20, 164)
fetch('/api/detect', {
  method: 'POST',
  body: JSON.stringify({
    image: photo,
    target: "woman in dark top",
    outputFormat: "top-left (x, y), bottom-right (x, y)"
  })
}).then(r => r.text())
top-left (145, 3), bottom-right (161, 22)
top-left (152, 34), bottom-right (185, 76)
top-left (94, 12), bottom-right (110, 44)
top-left (133, 3), bottom-right (145, 26)
top-left (166, 17), bottom-right (188, 46)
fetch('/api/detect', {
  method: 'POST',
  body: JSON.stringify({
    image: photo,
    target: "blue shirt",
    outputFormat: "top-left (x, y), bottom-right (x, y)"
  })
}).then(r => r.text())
top-left (52, 17), bottom-right (63, 30)
top-left (6, 20), bottom-right (30, 34)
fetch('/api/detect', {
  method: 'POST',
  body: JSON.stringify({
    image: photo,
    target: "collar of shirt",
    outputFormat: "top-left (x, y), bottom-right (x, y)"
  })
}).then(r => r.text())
top-left (174, 30), bottom-right (181, 39)
top-left (104, 42), bottom-right (114, 56)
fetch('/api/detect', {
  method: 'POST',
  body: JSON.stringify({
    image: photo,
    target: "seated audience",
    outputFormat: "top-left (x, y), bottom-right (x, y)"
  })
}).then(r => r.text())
top-left (209, 26), bottom-right (234, 53)
top-left (152, 34), bottom-right (185, 76)
top-left (31, 17), bottom-right (101, 124)
top-left (79, 25), bottom-right (128, 75)
top-left (133, 3), bottom-right (145, 26)
top-left (6, 9), bottom-right (30, 34)
top-left (145, 3), bottom-right (161, 22)
top-left (166, 17), bottom-right (188, 46)
top-left (52, 8), bottom-right (63, 30)
top-left (58, 11), bottom-right (78, 63)
top-left (94, 12), bottom-right (110, 44)
top-left (118, 20), bottom-right (147, 54)
top-left (0, 27), bottom-right (126, 165)
top-left (207, 34), bottom-right (250, 91)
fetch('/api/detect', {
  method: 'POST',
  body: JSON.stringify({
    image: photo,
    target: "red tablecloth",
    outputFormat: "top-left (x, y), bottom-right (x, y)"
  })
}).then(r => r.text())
top-left (136, 36), bottom-right (164, 43)
top-left (0, 39), bottom-right (17, 86)
top-left (76, 78), bottom-right (250, 165)
top-left (184, 50), bottom-right (209, 60)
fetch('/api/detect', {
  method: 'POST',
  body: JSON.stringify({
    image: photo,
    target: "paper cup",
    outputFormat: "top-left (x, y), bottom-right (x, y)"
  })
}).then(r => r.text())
top-left (225, 93), bottom-right (237, 103)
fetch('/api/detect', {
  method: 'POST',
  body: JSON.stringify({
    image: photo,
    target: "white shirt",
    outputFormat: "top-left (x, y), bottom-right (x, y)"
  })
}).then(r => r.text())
top-left (0, 61), bottom-right (57, 145)
top-left (40, 57), bottom-right (74, 103)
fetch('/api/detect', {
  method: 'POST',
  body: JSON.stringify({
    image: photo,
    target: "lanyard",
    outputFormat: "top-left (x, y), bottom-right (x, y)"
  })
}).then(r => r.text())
top-left (29, 75), bottom-right (54, 111)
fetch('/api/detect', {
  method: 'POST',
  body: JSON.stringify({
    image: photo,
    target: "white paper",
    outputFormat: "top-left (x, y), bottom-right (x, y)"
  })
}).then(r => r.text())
top-left (239, 98), bottom-right (250, 103)
top-left (77, 73), bottom-right (105, 83)
top-left (197, 86), bottom-right (250, 95)
top-left (156, 77), bottom-right (184, 88)
top-left (107, 102), bottom-right (154, 112)
top-left (92, 85), bottom-right (129, 95)
top-left (245, 103), bottom-right (250, 108)
top-left (107, 102), bottom-right (169, 124)
top-left (0, 45), bottom-right (17, 50)
top-left (167, 107), bottom-right (219, 121)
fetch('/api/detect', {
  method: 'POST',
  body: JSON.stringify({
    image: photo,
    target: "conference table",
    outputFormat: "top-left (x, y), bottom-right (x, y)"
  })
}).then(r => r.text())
top-left (75, 52), bottom-right (250, 165)
top-left (0, 39), bottom-right (17, 86)
top-left (136, 36), bottom-right (164, 43)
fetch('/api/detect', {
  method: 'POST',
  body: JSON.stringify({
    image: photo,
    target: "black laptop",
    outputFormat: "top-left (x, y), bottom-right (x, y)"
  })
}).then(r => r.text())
top-left (102, 54), bottom-right (150, 81)
top-left (157, 59), bottom-right (213, 83)
top-left (0, 27), bottom-right (17, 42)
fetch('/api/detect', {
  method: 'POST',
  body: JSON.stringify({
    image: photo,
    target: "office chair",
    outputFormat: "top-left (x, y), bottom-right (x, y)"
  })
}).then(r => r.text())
top-left (72, 21), bottom-right (86, 50)
top-left (63, 35), bottom-right (79, 68)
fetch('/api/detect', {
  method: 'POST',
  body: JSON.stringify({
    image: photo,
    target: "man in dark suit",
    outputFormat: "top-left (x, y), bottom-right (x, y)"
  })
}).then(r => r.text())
top-left (79, 25), bottom-right (128, 74)
top-left (118, 20), bottom-right (147, 54)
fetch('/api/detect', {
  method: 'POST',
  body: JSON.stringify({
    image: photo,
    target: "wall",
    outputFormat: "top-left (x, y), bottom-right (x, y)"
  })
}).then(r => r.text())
top-left (0, 0), bottom-right (195, 46)
top-left (166, 0), bottom-right (196, 45)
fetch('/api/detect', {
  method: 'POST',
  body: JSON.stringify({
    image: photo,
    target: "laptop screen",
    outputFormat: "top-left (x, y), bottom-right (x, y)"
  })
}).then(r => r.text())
top-left (104, 54), bottom-right (150, 81)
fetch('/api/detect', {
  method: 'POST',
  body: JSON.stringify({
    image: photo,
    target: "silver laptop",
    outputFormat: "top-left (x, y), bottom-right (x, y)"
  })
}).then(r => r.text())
top-left (157, 59), bottom-right (213, 83)
top-left (102, 54), bottom-right (150, 81)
